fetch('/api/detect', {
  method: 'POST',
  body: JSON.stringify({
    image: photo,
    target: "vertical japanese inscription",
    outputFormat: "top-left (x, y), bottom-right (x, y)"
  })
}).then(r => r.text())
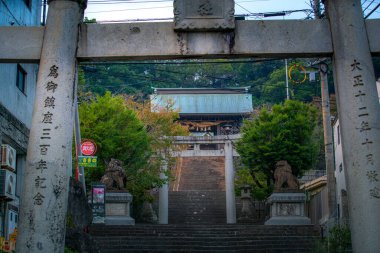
top-left (351, 59), bottom-right (379, 198)
top-left (33, 65), bottom-right (60, 205)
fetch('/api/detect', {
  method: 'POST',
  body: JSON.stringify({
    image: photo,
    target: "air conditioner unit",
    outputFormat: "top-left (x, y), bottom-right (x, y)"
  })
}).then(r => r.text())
top-left (0, 169), bottom-right (16, 200)
top-left (1, 145), bottom-right (16, 172)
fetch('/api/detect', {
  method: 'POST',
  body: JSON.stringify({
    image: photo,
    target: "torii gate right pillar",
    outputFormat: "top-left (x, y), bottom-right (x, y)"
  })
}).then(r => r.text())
top-left (327, 0), bottom-right (380, 252)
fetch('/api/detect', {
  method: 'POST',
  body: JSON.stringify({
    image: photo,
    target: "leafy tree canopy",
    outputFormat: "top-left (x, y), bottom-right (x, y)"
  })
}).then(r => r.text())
top-left (78, 92), bottom-right (189, 202)
top-left (236, 100), bottom-right (319, 185)
top-left (79, 92), bottom-right (154, 199)
top-left (124, 97), bottom-right (189, 202)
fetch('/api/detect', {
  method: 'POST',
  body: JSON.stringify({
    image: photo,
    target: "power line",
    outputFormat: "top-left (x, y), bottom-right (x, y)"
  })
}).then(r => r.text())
top-left (365, 2), bottom-right (380, 18)
top-left (363, 0), bottom-right (376, 12)
top-left (86, 5), bottom-right (171, 14)
top-left (87, 0), bottom-right (171, 4)
top-left (95, 9), bottom-right (312, 23)
top-left (84, 0), bottom-right (311, 21)
top-left (80, 60), bottom-right (318, 93)
top-left (80, 58), bottom-right (281, 66)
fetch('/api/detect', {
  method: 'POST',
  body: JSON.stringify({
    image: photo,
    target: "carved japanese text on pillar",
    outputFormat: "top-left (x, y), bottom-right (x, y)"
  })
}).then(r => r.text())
top-left (33, 65), bottom-right (60, 205)
top-left (173, 0), bottom-right (235, 31)
top-left (351, 59), bottom-right (379, 199)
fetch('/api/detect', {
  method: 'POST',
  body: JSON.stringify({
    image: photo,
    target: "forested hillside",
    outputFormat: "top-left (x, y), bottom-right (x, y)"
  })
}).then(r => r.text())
top-left (79, 59), bottom-right (316, 106)
top-left (79, 57), bottom-right (380, 106)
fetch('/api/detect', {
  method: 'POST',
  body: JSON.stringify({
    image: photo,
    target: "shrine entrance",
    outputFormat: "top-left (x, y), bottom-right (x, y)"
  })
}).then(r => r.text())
top-left (0, 0), bottom-right (379, 252)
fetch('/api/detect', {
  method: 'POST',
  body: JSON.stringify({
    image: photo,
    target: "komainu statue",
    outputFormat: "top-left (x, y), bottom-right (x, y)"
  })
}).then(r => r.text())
top-left (273, 160), bottom-right (299, 191)
top-left (100, 158), bottom-right (127, 190)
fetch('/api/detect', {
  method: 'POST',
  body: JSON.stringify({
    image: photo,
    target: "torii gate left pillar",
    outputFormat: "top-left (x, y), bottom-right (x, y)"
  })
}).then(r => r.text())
top-left (16, 1), bottom-right (86, 252)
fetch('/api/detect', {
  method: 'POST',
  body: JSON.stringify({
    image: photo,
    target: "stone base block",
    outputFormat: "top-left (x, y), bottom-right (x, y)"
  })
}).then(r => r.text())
top-left (265, 216), bottom-right (311, 225)
top-left (265, 192), bottom-right (311, 226)
top-left (105, 191), bottom-right (135, 226)
top-left (105, 216), bottom-right (135, 225)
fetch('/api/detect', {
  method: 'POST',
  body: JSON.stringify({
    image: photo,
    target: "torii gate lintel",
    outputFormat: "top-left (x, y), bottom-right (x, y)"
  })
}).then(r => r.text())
top-left (4, 0), bottom-right (380, 252)
top-left (1, 19), bottom-right (380, 63)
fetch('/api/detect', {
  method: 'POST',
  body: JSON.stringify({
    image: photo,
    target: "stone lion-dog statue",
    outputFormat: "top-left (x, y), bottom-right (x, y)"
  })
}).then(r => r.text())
top-left (273, 160), bottom-right (299, 191)
top-left (100, 158), bottom-right (127, 190)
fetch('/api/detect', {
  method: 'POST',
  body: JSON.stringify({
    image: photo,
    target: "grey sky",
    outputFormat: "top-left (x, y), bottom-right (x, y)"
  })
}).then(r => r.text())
top-left (84, 0), bottom-right (380, 23)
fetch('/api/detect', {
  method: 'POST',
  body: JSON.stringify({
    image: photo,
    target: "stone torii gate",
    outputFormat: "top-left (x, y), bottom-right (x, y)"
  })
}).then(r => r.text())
top-left (161, 134), bottom-right (241, 225)
top-left (0, 0), bottom-right (379, 252)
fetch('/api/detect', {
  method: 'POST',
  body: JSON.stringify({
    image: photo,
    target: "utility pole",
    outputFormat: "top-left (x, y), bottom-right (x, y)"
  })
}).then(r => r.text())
top-left (74, 101), bottom-right (86, 191)
top-left (312, 0), bottom-right (337, 219)
top-left (42, 0), bottom-right (47, 26)
top-left (319, 62), bottom-right (337, 217)
top-left (312, 0), bottom-right (321, 19)
top-left (285, 59), bottom-right (290, 100)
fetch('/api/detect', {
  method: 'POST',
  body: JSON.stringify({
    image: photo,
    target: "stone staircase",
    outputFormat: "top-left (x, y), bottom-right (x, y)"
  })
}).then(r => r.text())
top-left (169, 190), bottom-right (226, 224)
top-left (90, 156), bottom-right (320, 252)
top-left (90, 224), bottom-right (320, 252)
top-left (172, 157), bottom-right (225, 191)
top-left (169, 157), bottom-right (227, 224)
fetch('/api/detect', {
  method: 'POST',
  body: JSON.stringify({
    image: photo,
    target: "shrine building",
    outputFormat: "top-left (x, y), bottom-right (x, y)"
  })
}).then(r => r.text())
top-left (150, 87), bottom-right (253, 136)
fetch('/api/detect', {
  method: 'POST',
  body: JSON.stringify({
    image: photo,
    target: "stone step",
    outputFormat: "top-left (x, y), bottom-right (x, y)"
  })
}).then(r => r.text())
top-left (90, 224), bottom-right (320, 253)
top-left (173, 157), bottom-right (225, 191)
top-left (169, 156), bottom-right (227, 224)
top-left (90, 224), bottom-right (320, 236)
top-left (169, 190), bottom-right (227, 224)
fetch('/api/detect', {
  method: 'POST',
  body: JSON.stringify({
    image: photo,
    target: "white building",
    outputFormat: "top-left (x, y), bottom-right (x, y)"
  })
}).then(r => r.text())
top-left (0, 0), bottom-right (40, 239)
top-left (333, 119), bottom-right (349, 221)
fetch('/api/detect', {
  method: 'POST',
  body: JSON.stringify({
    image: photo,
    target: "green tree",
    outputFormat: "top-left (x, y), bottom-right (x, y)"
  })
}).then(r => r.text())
top-left (124, 97), bottom-right (189, 202)
top-left (79, 92), bottom-right (159, 200)
top-left (83, 17), bottom-right (96, 23)
top-left (236, 100), bottom-right (319, 190)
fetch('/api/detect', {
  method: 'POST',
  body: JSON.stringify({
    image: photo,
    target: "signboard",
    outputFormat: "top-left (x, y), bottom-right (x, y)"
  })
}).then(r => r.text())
top-left (174, 0), bottom-right (235, 31)
top-left (78, 156), bottom-right (97, 167)
top-left (91, 183), bottom-right (105, 224)
top-left (9, 228), bottom-right (17, 242)
top-left (80, 139), bottom-right (97, 156)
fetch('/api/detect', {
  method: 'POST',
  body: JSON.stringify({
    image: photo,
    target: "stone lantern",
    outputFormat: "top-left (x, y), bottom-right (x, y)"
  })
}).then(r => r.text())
top-left (239, 185), bottom-right (253, 220)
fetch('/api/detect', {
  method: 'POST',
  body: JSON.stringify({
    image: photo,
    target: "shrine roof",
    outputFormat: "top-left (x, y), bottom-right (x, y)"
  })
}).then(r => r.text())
top-left (150, 87), bottom-right (253, 115)
top-left (152, 87), bottom-right (250, 95)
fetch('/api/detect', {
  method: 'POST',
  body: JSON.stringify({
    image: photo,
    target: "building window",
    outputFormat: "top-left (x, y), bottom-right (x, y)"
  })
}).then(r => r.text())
top-left (23, 0), bottom-right (31, 9)
top-left (16, 64), bottom-right (26, 94)
top-left (337, 125), bottom-right (340, 145)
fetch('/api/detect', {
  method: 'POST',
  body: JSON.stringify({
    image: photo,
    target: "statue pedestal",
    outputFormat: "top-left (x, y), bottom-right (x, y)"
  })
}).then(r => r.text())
top-left (265, 192), bottom-right (311, 225)
top-left (105, 191), bottom-right (135, 225)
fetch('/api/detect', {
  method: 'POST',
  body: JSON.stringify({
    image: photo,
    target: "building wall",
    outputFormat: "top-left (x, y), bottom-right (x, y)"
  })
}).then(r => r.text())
top-left (0, 0), bottom-right (40, 26)
top-left (333, 119), bottom-right (347, 220)
top-left (333, 82), bottom-right (379, 221)
top-left (0, 0), bottom-right (40, 129)
top-left (0, 0), bottom-right (40, 239)
top-left (307, 186), bottom-right (329, 225)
